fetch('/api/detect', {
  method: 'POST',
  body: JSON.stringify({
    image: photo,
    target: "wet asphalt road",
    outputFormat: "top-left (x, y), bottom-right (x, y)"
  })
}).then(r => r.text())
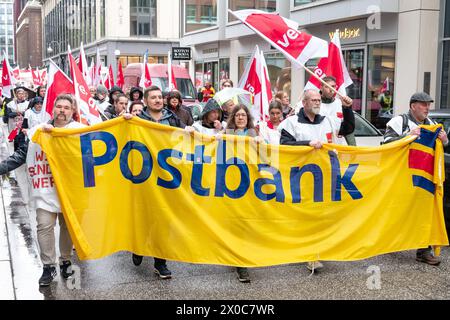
top-left (0, 124), bottom-right (450, 300)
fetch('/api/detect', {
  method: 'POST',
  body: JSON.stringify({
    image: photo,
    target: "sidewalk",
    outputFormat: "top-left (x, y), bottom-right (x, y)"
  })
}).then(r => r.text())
top-left (0, 182), bottom-right (15, 300)
top-left (0, 124), bottom-right (42, 300)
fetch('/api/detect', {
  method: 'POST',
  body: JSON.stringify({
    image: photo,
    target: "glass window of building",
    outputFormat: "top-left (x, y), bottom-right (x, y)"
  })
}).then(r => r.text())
top-left (238, 52), bottom-right (291, 98)
top-left (195, 62), bottom-right (203, 90)
top-left (130, 0), bottom-right (157, 37)
top-left (219, 58), bottom-right (230, 84)
top-left (228, 0), bottom-right (276, 22)
top-left (366, 43), bottom-right (395, 129)
top-left (293, 0), bottom-right (316, 6)
top-left (101, 0), bottom-right (106, 37)
top-left (441, 0), bottom-right (450, 109)
top-left (184, 0), bottom-right (217, 34)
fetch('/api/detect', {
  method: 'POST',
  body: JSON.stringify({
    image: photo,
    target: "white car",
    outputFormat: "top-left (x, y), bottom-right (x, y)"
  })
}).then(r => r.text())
top-left (353, 112), bottom-right (384, 146)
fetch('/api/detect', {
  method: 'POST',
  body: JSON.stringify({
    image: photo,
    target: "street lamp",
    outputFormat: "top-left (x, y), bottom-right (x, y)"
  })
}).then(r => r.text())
top-left (46, 40), bottom-right (64, 70)
top-left (47, 40), bottom-right (61, 55)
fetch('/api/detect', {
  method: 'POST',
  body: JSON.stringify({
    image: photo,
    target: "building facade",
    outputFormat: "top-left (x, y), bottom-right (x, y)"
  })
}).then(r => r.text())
top-left (15, 0), bottom-right (42, 68)
top-left (0, 0), bottom-right (15, 65)
top-left (180, 0), bottom-right (449, 128)
top-left (41, 0), bottom-right (180, 76)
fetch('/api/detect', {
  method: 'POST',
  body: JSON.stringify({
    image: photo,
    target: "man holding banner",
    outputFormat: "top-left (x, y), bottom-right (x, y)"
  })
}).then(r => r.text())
top-left (384, 92), bottom-right (448, 265)
top-left (130, 85), bottom-right (185, 279)
top-left (0, 94), bottom-right (85, 286)
top-left (279, 89), bottom-right (354, 271)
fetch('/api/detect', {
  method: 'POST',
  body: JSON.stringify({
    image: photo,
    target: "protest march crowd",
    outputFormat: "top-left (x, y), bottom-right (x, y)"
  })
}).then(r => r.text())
top-left (0, 9), bottom-right (448, 288)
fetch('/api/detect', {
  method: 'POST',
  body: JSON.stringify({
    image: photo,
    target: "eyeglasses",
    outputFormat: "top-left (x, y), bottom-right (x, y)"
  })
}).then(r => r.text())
top-left (235, 113), bottom-right (247, 118)
top-left (309, 99), bottom-right (321, 103)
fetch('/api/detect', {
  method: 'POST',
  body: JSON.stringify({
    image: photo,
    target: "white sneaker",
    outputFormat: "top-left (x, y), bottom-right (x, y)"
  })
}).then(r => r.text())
top-left (306, 261), bottom-right (324, 271)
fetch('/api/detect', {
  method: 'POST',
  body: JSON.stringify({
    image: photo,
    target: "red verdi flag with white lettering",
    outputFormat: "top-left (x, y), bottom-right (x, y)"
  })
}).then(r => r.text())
top-left (69, 53), bottom-right (103, 125)
top-left (41, 60), bottom-right (75, 123)
top-left (230, 9), bottom-right (328, 66)
top-left (304, 30), bottom-right (353, 95)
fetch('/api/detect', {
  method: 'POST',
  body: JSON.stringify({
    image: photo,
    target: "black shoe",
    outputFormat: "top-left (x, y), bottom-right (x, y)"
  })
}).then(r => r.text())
top-left (39, 265), bottom-right (57, 286)
top-left (416, 252), bottom-right (441, 266)
top-left (60, 261), bottom-right (75, 279)
top-left (236, 267), bottom-right (251, 283)
top-left (132, 254), bottom-right (143, 266)
top-left (154, 264), bottom-right (172, 279)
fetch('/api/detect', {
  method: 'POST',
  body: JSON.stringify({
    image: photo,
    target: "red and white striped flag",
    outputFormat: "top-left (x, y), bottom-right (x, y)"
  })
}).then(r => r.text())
top-left (304, 30), bottom-right (353, 95)
top-left (69, 53), bottom-right (103, 125)
top-left (41, 59), bottom-right (75, 123)
top-left (230, 10), bottom-right (328, 67)
top-left (238, 45), bottom-right (272, 121)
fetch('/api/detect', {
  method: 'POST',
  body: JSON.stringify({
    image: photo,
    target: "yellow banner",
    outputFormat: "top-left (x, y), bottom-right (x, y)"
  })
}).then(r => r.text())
top-left (33, 118), bottom-right (449, 266)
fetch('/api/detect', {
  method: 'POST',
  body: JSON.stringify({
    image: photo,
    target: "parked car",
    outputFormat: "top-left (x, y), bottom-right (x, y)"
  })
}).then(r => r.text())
top-left (428, 110), bottom-right (450, 237)
top-left (123, 63), bottom-right (198, 106)
top-left (353, 111), bottom-right (384, 146)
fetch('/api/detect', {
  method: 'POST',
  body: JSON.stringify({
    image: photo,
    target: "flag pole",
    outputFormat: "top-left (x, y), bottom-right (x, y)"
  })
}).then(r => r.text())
top-left (302, 63), bottom-right (345, 99)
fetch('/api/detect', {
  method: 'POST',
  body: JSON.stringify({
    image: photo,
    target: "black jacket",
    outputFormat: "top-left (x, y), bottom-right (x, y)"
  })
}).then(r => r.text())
top-left (138, 108), bottom-right (185, 129)
top-left (0, 139), bottom-right (28, 175)
top-left (103, 104), bottom-right (118, 120)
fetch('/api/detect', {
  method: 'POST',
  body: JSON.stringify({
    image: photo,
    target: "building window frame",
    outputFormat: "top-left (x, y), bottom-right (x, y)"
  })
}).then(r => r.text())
top-left (183, 0), bottom-right (218, 35)
top-left (438, 0), bottom-right (450, 109)
top-left (227, 0), bottom-right (277, 24)
top-left (291, 0), bottom-right (339, 12)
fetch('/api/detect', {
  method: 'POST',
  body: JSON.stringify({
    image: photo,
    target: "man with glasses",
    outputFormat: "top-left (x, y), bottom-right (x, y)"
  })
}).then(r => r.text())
top-left (278, 89), bottom-right (355, 272)
top-left (279, 89), bottom-right (354, 149)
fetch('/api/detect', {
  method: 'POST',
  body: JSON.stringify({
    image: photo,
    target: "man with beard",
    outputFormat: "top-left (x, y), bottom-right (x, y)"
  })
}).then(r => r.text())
top-left (0, 94), bottom-right (85, 286)
top-left (278, 89), bottom-right (354, 272)
top-left (279, 89), bottom-right (354, 148)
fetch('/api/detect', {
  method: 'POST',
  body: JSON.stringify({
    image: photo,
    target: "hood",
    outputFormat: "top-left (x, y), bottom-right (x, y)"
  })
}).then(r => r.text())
top-left (28, 97), bottom-right (43, 111)
top-left (200, 99), bottom-right (222, 120)
top-left (130, 87), bottom-right (143, 100)
top-left (109, 85), bottom-right (124, 102)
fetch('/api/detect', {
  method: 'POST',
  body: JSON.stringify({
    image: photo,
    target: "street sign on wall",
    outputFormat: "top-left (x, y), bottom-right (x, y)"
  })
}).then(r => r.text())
top-left (172, 47), bottom-right (191, 61)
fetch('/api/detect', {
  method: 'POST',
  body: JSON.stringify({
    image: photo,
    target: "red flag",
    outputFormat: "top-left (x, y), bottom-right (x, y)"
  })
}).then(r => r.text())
top-left (168, 51), bottom-right (177, 90)
top-left (42, 60), bottom-right (75, 122)
top-left (1, 57), bottom-right (15, 98)
top-left (69, 53), bottom-right (103, 125)
top-left (238, 45), bottom-right (272, 121)
top-left (305, 30), bottom-right (353, 95)
top-left (78, 43), bottom-right (92, 85)
top-left (139, 62), bottom-right (152, 89)
top-left (108, 65), bottom-right (115, 88)
top-left (380, 77), bottom-right (390, 93)
top-left (12, 67), bottom-right (20, 80)
top-left (31, 66), bottom-right (42, 86)
top-left (40, 69), bottom-right (47, 86)
top-left (230, 10), bottom-right (327, 67)
top-left (117, 61), bottom-right (124, 89)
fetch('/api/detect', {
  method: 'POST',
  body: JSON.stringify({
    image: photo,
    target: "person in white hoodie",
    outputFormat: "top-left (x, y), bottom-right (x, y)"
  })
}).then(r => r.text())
top-left (0, 94), bottom-right (85, 287)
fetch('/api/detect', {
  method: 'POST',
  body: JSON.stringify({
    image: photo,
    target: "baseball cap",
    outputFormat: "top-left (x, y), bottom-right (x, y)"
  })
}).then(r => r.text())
top-left (410, 92), bottom-right (434, 104)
